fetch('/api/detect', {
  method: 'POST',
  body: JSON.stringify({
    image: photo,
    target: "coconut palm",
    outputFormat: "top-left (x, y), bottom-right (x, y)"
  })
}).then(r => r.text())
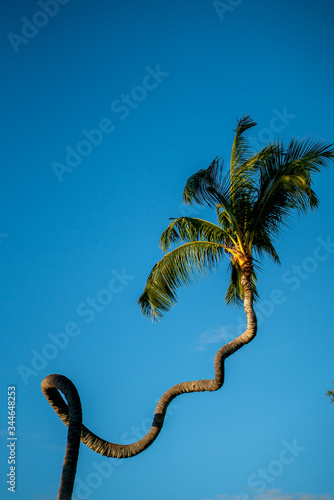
top-left (326, 382), bottom-right (334, 403)
top-left (42, 116), bottom-right (333, 499)
top-left (138, 115), bottom-right (333, 321)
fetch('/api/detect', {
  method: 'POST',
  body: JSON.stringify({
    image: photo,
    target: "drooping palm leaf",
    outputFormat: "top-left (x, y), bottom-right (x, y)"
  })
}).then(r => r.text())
top-left (138, 241), bottom-right (226, 320)
top-left (159, 217), bottom-right (233, 252)
top-left (248, 138), bottom-right (334, 245)
top-left (250, 229), bottom-right (280, 265)
top-left (182, 157), bottom-right (230, 208)
top-left (284, 137), bottom-right (334, 173)
top-left (225, 261), bottom-right (259, 307)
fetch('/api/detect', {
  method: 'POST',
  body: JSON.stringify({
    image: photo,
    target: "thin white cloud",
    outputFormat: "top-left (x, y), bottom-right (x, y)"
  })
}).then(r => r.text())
top-left (195, 325), bottom-right (235, 351)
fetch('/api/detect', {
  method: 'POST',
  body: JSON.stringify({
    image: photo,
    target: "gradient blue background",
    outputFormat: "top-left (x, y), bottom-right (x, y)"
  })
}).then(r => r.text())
top-left (1, 1), bottom-right (334, 499)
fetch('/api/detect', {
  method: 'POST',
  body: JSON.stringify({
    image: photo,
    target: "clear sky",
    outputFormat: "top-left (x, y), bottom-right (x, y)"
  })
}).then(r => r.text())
top-left (1, 0), bottom-right (334, 499)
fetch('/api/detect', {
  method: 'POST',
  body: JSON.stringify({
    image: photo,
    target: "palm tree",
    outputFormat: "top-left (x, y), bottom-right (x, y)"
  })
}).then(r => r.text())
top-left (138, 115), bottom-right (333, 321)
top-left (326, 382), bottom-right (334, 403)
top-left (42, 116), bottom-right (333, 499)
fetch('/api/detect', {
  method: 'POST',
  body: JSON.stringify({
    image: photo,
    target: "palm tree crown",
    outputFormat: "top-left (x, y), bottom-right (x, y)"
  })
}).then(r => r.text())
top-left (139, 116), bottom-right (333, 320)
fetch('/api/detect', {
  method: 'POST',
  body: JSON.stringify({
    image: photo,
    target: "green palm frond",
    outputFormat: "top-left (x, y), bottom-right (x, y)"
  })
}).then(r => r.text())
top-left (225, 261), bottom-right (259, 307)
top-left (159, 217), bottom-right (233, 252)
top-left (232, 142), bottom-right (281, 187)
top-left (230, 115), bottom-right (257, 175)
top-left (182, 157), bottom-right (230, 208)
top-left (138, 241), bottom-right (226, 320)
top-left (225, 261), bottom-right (243, 306)
top-left (217, 207), bottom-right (233, 230)
top-left (284, 137), bottom-right (334, 173)
top-left (251, 230), bottom-right (280, 264)
top-left (248, 138), bottom-right (334, 244)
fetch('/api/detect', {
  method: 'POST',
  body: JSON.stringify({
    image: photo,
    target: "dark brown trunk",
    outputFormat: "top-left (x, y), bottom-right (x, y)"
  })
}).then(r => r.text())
top-left (42, 271), bottom-right (257, 496)
top-left (41, 375), bottom-right (82, 500)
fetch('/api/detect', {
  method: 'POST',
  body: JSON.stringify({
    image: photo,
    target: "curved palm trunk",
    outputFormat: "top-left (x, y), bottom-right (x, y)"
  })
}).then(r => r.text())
top-left (42, 272), bottom-right (256, 497)
top-left (41, 375), bottom-right (82, 500)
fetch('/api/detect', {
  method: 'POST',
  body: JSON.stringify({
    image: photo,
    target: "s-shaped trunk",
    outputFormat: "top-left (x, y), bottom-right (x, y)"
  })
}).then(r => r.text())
top-left (41, 272), bottom-right (257, 497)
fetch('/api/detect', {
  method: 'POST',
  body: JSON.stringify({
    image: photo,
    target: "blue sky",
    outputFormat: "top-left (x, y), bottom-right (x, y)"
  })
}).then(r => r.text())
top-left (1, 0), bottom-right (334, 499)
